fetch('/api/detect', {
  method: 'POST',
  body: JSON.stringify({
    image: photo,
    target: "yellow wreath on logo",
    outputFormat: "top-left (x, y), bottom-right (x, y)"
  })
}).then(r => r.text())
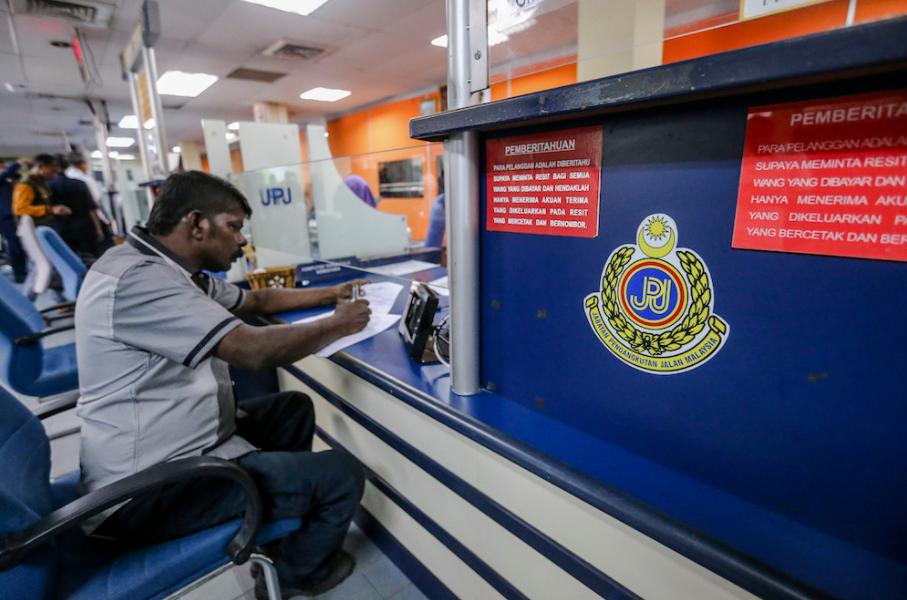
top-left (600, 246), bottom-right (725, 356)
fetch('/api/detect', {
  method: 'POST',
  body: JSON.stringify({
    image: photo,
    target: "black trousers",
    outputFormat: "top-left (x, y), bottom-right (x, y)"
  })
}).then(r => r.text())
top-left (0, 214), bottom-right (27, 282)
top-left (95, 392), bottom-right (365, 587)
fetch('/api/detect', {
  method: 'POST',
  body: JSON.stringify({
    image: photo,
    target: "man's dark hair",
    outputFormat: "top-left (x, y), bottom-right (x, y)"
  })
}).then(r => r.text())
top-left (33, 154), bottom-right (58, 167)
top-left (146, 171), bottom-right (252, 235)
top-left (56, 154), bottom-right (70, 170)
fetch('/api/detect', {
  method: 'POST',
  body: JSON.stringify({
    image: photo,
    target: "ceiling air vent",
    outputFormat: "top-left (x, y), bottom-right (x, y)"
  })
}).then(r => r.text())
top-left (8, 0), bottom-right (116, 28)
top-left (226, 68), bottom-right (287, 83)
top-left (262, 39), bottom-right (329, 61)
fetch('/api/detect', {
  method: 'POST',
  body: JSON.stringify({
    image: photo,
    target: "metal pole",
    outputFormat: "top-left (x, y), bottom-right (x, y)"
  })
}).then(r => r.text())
top-left (445, 0), bottom-right (484, 396)
top-left (128, 70), bottom-right (154, 181)
top-left (142, 45), bottom-right (169, 177)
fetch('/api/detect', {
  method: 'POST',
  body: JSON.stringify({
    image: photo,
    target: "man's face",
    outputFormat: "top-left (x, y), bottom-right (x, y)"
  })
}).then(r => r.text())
top-left (34, 163), bottom-right (57, 180)
top-left (199, 208), bottom-right (247, 273)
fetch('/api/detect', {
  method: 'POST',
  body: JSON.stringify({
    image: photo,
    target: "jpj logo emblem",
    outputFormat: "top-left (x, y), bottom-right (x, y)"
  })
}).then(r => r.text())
top-left (584, 214), bottom-right (729, 374)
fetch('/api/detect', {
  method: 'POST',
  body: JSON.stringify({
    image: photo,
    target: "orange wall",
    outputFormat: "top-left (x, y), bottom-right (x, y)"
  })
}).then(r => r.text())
top-left (230, 147), bottom-right (244, 173)
top-left (326, 93), bottom-right (442, 241)
top-left (664, 0), bottom-right (907, 63)
top-left (491, 59), bottom-right (578, 101)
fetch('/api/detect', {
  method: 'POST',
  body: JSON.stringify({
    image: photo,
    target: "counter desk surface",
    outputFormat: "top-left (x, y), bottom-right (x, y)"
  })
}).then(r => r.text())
top-left (274, 263), bottom-right (900, 600)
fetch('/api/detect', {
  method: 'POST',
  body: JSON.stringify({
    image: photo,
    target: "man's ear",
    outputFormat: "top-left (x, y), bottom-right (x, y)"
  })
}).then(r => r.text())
top-left (186, 210), bottom-right (208, 239)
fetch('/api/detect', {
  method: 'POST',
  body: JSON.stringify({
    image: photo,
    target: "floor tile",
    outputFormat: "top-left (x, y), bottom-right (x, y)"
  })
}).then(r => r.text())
top-left (314, 570), bottom-right (382, 600)
top-left (360, 554), bottom-right (410, 598)
top-left (389, 584), bottom-right (430, 600)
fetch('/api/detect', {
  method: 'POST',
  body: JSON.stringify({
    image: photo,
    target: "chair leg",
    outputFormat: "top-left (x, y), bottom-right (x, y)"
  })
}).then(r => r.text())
top-left (249, 552), bottom-right (282, 600)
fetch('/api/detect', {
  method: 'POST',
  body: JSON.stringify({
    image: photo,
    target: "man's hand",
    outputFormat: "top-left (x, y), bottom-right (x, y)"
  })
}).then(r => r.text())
top-left (333, 279), bottom-right (369, 303)
top-left (51, 205), bottom-right (72, 215)
top-left (331, 299), bottom-right (371, 336)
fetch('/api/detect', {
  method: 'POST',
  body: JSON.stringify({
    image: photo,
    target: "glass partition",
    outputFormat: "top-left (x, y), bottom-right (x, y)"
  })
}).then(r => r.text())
top-left (485, 0), bottom-right (907, 101)
top-left (227, 142), bottom-right (447, 291)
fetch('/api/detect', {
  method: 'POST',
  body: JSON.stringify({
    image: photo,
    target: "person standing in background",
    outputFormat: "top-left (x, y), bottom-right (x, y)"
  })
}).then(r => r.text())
top-left (13, 154), bottom-right (71, 226)
top-left (0, 158), bottom-right (29, 282)
top-left (66, 153), bottom-right (113, 252)
top-left (49, 155), bottom-right (103, 260)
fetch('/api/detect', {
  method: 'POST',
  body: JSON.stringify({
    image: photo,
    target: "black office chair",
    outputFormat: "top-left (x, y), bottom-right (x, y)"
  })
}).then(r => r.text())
top-left (0, 385), bottom-right (300, 600)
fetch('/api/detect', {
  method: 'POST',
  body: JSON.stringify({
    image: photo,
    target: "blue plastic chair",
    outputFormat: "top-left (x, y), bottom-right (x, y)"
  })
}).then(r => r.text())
top-left (0, 275), bottom-right (78, 398)
top-left (0, 385), bottom-right (299, 600)
top-left (424, 193), bottom-right (445, 248)
top-left (35, 226), bottom-right (88, 302)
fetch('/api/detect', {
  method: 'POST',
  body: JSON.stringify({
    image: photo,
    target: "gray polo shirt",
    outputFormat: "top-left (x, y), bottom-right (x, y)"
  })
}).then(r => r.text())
top-left (75, 227), bottom-right (256, 529)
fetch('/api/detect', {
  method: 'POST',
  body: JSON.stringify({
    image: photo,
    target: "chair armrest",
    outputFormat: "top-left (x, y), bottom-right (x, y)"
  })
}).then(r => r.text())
top-left (0, 456), bottom-right (263, 571)
top-left (33, 393), bottom-right (80, 420)
top-left (39, 302), bottom-right (76, 315)
top-left (15, 323), bottom-right (76, 347)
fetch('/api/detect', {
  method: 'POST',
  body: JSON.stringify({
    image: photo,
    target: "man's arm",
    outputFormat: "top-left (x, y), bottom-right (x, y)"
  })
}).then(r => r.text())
top-left (214, 299), bottom-right (370, 370)
top-left (235, 279), bottom-right (368, 317)
top-left (13, 184), bottom-right (71, 217)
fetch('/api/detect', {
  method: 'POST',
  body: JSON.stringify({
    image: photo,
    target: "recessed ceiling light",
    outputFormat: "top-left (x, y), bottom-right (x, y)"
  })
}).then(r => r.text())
top-left (300, 87), bottom-right (350, 102)
top-left (241, 0), bottom-right (330, 17)
top-left (106, 137), bottom-right (135, 148)
top-left (172, 146), bottom-right (182, 153)
top-left (431, 30), bottom-right (509, 48)
top-left (90, 150), bottom-right (102, 158)
top-left (156, 71), bottom-right (219, 97)
top-left (227, 122), bottom-right (240, 131)
top-left (118, 115), bottom-right (138, 129)
top-left (116, 154), bottom-right (137, 160)
top-left (108, 151), bottom-right (119, 157)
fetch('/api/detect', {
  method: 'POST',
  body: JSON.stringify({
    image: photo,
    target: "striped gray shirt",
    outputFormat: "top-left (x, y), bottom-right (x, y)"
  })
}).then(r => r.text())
top-left (75, 227), bottom-right (256, 530)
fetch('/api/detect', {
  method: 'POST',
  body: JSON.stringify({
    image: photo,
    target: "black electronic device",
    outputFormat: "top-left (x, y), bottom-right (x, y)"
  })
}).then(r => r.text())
top-left (399, 282), bottom-right (440, 363)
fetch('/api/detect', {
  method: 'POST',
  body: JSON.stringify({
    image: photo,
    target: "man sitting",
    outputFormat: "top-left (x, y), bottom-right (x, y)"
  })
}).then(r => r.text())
top-left (75, 171), bottom-right (371, 598)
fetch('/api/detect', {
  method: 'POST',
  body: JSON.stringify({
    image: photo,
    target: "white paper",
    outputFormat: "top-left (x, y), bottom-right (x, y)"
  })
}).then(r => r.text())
top-left (290, 281), bottom-right (404, 325)
top-left (315, 313), bottom-right (401, 357)
top-left (288, 281), bottom-right (406, 356)
top-left (365, 260), bottom-right (438, 276)
top-left (427, 276), bottom-right (449, 296)
top-left (356, 281), bottom-right (404, 315)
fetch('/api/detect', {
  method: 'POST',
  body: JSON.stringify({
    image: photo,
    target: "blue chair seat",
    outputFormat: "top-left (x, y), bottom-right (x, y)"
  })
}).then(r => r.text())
top-left (28, 344), bottom-right (79, 399)
top-left (56, 516), bottom-right (301, 600)
top-left (0, 387), bottom-right (301, 600)
top-left (0, 275), bottom-right (79, 399)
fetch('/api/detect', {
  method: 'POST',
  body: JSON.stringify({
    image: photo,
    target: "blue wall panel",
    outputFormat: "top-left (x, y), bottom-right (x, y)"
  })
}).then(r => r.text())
top-left (479, 97), bottom-right (907, 574)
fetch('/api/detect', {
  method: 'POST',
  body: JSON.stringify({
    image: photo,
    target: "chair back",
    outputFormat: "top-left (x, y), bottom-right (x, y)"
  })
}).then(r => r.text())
top-left (36, 226), bottom-right (88, 301)
top-left (0, 276), bottom-right (47, 394)
top-left (16, 216), bottom-right (53, 296)
top-left (0, 386), bottom-right (58, 600)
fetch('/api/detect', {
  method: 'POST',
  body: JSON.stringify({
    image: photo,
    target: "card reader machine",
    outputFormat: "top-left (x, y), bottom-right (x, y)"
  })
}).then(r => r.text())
top-left (399, 282), bottom-right (440, 363)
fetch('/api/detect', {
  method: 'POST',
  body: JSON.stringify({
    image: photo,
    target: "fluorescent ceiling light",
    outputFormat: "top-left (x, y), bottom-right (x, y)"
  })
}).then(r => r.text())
top-left (172, 146), bottom-right (182, 153)
top-left (156, 71), bottom-right (219, 97)
top-left (108, 151), bottom-right (119, 157)
top-left (431, 28), bottom-right (510, 49)
top-left (106, 137), bottom-right (135, 148)
top-left (227, 122), bottom-right (240, 130)
top-left (117, 154), bottom-right (137, 160)
top-left (241, 0), bottom-right (330, 17)
top-left (90, 150), bottom-right (102, 158)
top-left (118, 116), bottom-right (155, 129)
top-left (300, 87), bottom-right (350, 102)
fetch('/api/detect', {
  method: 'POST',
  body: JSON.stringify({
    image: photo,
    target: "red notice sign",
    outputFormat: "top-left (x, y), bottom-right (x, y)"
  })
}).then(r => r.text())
top-left (733, 90), bottom-right (907, 262)
top-left (486, 126), bottom-right (602, 238)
